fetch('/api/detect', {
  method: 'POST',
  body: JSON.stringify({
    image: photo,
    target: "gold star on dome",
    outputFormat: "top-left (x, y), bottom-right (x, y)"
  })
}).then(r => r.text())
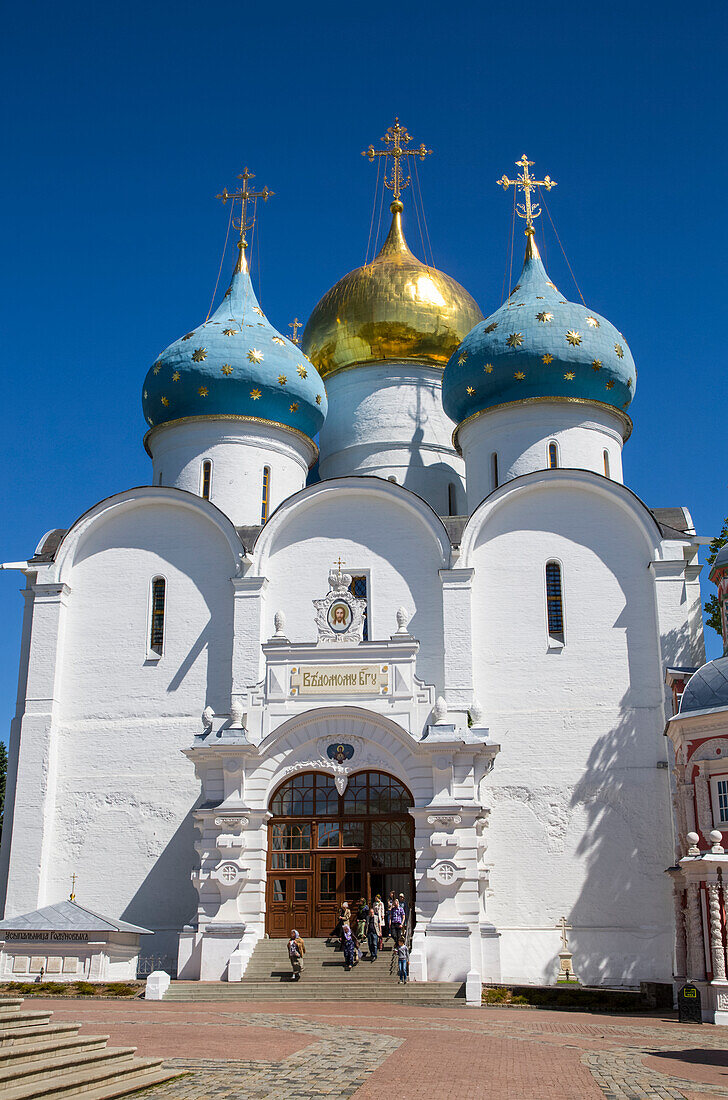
top-left (537, 312), bottom-right (553, 323)
top-left (514, 371), bottom-right (526, 380)
top-left (483, 322), bottom-right (498, 334)
top-left (253, 307), bottom-right (264, 316)
top-left (546, 281), bottom-right (558, 290)
top-left (297, 364), bottom-right (308, 378)
top-left (192, 348), bottom-right (207, 362)
top-left (542, 353), bottom-right (554, 364)
top-left (315, 394), bottom-right (322, 404)
top-left (250, 388), bottom-right (261, 399)
top-left (172, 370), bottom-right (181, 381)
top-left (566, 331), bottom-right (581, 346)
top-left (278, 374), bottom-right (287, 385)
top-left (161, 395), bottom-right (169, 406)
top-left (564, 372), bottom-right (575, 380)
top-left (506, 333), bottom-right (524, 348)
top-left (605, 380), bottom-right (615, 389)
top-left (535, 296), bottom-right (544, 300)
top-left (223, 328), bottom-right (236, 336)
top-left (224, 287), bottom-right (231, 298)
top-left (586, 316), bottom-right (600, 328)
top-left (627, 378), bottom-right (632, 387)
top-left (614, 343), bottom-right (624, 358)
top-left (484, 363), bottom-right (494, 373)
top-left (290, 402), bottom-right (299, 412)
top-left (152, 361), bottom-right (162, 374)
top-left (458, 352), bottom-right (469, 365)
top-left (143, 390), bottom-right (148, 398)
top-left (591, 359), bottom-right (602, 371)
top-left (182, 332), bottom-right (194, 341)
top-left (272, 336), bottom-right (286, 346)
top-left (466, 386), bottom-right (475, 394)
top-left (221, 364), bottom-right (233, 375)
top-left (198, 386), bottom-right (208, 397)
top-left (248, 348), bottom-right (263, 363)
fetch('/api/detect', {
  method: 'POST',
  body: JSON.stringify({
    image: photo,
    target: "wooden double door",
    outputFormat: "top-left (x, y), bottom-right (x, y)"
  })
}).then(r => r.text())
top-left (265, 770), bottom-right (414, 938)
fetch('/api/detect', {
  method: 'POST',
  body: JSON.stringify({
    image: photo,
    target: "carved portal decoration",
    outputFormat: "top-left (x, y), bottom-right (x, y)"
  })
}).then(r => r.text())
top-left (427, 814), bottom-right (462, 827)
top-left (690, 738), bottom-right (728, 763)
top-left (695, 763), bottom-right (714, 836)
top-left (313, 566), bottom-right (367, 645)
top-left (427, 859), bottom-right (466, 886)
top-left (708, 880), bottom-right (727, 981)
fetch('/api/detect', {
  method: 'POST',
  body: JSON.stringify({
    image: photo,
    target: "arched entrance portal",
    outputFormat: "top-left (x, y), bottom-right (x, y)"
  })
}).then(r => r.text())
top-left (266, 770), bottom-right (414, 937)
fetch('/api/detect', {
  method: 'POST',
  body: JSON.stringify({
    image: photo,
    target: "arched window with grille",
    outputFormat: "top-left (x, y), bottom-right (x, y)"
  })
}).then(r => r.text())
top-left (201, 460), bottom-right (212, 499)
top-left (149, 577), bottom-right (166, 655)
top-left (491, 452), bottom-right (499, 490)
top-left (261, 466), bottom-right (271, 524)
top-left (603, 449), bottom-right (611, 478)
top-left (545, 561), bottom-right (564, 642)
top-left (548, 441), bottom-right (559, 469)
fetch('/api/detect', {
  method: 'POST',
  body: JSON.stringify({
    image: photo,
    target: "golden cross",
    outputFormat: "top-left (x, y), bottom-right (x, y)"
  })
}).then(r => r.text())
top-left (363, 119), bottom-right (432, 204)
top-left (217, 167), bottom-right (274, 249)
top-left (334, 556), bottom-right (346, 572)
top-left (70, 873), bottom-right (77, 902)
top-left (289, 317), bottom-right (302, 345)
top-left (556, 915), bottom-right (572, 951)
top-left (497, 154), bottom-right (556, 233)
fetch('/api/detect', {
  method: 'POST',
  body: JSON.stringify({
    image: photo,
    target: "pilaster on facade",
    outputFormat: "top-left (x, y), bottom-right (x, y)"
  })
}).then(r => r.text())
top-left (438, 568), bottom-right (475, 718)
top-left (231, 575), bottom-right (268, 705)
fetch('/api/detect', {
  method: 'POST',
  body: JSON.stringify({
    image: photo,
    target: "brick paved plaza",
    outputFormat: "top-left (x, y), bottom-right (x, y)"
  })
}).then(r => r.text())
top-left (29, 997), bottom-right (728, 1099)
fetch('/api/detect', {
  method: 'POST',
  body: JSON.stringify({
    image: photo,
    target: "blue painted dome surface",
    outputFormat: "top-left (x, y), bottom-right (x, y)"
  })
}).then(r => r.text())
top-left (680, 656), bottom-right (728, 714)
top-left (442, 237), bottom-right (636, 428)
top-left (142, 254), bottom-right (327, 441)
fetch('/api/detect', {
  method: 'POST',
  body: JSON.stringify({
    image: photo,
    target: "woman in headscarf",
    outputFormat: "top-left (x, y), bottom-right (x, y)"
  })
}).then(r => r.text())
top-left (341, 922), bottom-right (357, 971)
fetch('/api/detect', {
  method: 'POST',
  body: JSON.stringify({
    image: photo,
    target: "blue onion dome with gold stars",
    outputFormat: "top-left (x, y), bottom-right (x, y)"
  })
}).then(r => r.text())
top-left (142, 243), bottom-right (327, 442)
top-left (442, 230), bottom-right (636, 433)
top-left (302, 201), bottom-right (483, 380)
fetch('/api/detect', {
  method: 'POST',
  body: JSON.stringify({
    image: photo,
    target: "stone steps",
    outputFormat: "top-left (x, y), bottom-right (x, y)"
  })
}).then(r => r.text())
top-left (165, 979), bottom-right (464, 1003)
top-left (0, 998), bottom-right (182, 1099)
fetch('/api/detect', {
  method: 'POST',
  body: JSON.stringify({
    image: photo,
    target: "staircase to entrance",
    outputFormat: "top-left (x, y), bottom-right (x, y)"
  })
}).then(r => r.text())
top-left (165, 938), bottom-right (465, 1004)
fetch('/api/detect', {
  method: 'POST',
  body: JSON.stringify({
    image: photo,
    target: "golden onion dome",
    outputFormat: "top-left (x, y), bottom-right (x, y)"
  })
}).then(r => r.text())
top-left (302, 202), bottom-right (483, 380)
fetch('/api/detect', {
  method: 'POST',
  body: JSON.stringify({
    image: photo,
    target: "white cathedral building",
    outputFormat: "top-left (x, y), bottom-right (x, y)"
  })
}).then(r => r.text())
top-left (0, 144), bottom-right (707, 994)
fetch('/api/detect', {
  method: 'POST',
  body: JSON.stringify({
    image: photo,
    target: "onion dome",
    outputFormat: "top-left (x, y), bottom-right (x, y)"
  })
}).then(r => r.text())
top-left (302, 202), bottom-right (483, 380)
top-left (442, 231), bottom-right (636, 431)
top-left (680, 657), bottom-right (728, 714)
top-left (142, 244), bottom-right (327, 441)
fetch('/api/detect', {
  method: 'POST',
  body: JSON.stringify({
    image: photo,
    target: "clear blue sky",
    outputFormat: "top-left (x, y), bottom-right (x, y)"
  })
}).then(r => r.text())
top-left (0, 0), bottom-right (725, 737)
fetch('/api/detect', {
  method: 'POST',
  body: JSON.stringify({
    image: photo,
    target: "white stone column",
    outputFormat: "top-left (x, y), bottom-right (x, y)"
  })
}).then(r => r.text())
top-left (707, 881), bottom-right (726, 981)
top-left (438, 568), bottom-right (474, 721)
top-left (695, 764), bottom-right (713, 838)
top-left (231, 576), bottom-right (268, 721)
top-left (686, 882), bottom-right (706, 981)
top-left (3, 581), bottom-right (70, 915)
top-left (673, 885), bottom-right (687, 978)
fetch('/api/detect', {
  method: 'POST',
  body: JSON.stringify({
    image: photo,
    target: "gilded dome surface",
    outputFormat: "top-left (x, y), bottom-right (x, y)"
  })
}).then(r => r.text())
top-left (302, 204), bottom-right (483, 379)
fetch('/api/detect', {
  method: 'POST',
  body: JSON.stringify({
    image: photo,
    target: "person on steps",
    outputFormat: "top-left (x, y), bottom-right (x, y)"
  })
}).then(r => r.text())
top-left (396, 939), bottom-right (409, 984)
top-left (389, 899), bottom-right (405, 944)
top-left (287, 929), bottom-right (305, 981)
top-left (341, 922), bottom-right (357, 971)
top-left (366, 905), bottom-right (381, 961)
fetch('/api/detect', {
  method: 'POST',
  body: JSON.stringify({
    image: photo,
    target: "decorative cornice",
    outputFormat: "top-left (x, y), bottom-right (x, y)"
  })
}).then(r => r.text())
top-left (144, 414), bottom-right (318, 465)
top-left (452, 396), bottom-right (633, 454)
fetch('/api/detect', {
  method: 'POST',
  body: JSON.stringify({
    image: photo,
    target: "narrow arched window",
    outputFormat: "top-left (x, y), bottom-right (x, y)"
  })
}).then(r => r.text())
top-left (491, 452), bottom-right (499, 490)
top-left (548, 442), bottom-right (559, 469)
top-left (603, 449), bottom-right (610, 478)
top-left (150, 577), bottom-right (166, 655)
top-left (448, 482), bottom-right (457, 516)
top-left (261, 466), bottom-right (271, 524)
top-left (545, 561), bottom-right (564, 640)
top-left (201, 460), bottom-right (212, 500)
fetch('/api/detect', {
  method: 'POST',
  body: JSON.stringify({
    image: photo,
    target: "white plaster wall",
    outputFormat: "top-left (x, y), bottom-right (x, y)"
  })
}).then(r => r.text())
top-left (458, 401), bottom-right (626, 511)
top-left (318, 364), bottom-right (466, 515)
top-left (468, 479), bottom-right (674, 986)
top-left (147, 419), bottom-right (314, 527)
top-left (255, 484), bottom-right (448, 691)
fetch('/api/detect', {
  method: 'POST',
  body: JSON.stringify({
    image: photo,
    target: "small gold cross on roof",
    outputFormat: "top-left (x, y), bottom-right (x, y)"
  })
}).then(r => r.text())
top-left (334, 556), bottom-right (346, 572)
top-left (289, 317), bottom-right (302, 345)
top-left (363, 119), bottom-right (432, 204)
top-left (217, 166), bottom-right (275, 253)
top-left (70, 873), bottom-right (77, 902)
top-left (497, 154), bottom-right (556, 233)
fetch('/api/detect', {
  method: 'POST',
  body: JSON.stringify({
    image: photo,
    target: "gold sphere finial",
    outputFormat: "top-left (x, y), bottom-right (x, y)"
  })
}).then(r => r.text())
top-left (390, 199), bottom-right (404, 213)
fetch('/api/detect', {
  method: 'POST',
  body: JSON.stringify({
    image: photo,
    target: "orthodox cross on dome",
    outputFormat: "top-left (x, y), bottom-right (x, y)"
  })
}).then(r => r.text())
top-left (217, 167), bottom-right (274, 264)
top-left (497, 154), bottom-right (556, 234)
top-left (69, 873), bottom-right (77, 902)
top-left (363, 119), bottom-right (432, 206)
top-left (289, 317), bottom-right (302, 345)
top-left (556, 915), bottom-right (572, 951)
